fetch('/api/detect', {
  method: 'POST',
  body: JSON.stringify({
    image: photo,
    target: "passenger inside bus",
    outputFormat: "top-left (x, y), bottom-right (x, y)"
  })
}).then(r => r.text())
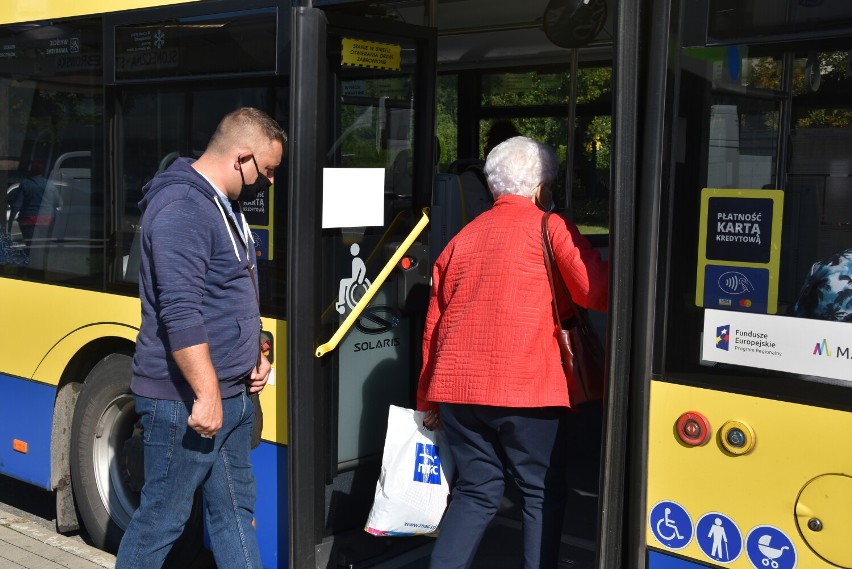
top-left (7, 160), bottom-right (62, 248)
top-left (419, 136), bottom-right (609, 569)
top-left (789, 248), bottom-right (852, 322)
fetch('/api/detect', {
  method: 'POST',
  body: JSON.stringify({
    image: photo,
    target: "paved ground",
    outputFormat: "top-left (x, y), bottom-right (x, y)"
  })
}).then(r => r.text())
top-left (0, 508), bottom-right (115, 569)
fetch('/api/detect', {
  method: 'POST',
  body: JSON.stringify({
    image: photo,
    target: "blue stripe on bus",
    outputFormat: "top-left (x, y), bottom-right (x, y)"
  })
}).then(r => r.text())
top-left (648, 550), bottom-right (713, 569)
top-left (252, 441), bottom-right (288, 569)
top-left (0, 373), bottom-right (54, 490)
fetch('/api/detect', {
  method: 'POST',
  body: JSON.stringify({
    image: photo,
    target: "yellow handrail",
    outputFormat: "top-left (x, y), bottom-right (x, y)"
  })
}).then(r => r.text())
top-left (316, 208), bottom-right (430, 357)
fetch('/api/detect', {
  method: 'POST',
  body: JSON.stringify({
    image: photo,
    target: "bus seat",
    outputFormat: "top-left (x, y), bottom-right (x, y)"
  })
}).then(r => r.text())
top-left (48, 152), bottom-right (93, 242)
top-left (431, 173), bottom-right (465, 265)
top-left (43, 152), bottom-right (101, 276)
top-left (156, 151), bottom-right (181, 175)
top-left (431, 172), bottom-right (493, 265)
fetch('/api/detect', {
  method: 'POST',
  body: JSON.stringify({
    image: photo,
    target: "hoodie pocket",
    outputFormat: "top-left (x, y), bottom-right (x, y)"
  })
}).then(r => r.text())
top-left (221, 315), bottom-right (259, 367)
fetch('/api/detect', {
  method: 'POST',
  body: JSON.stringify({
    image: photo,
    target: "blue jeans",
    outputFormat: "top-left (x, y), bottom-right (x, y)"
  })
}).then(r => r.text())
top-left (429, 404), bottom-right (569, 569)
top-left (116, 391), bottom-right (261, 569)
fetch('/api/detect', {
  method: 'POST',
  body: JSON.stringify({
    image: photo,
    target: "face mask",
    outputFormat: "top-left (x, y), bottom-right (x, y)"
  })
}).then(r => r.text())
top-left (238, 155), bottom-right (271, 203)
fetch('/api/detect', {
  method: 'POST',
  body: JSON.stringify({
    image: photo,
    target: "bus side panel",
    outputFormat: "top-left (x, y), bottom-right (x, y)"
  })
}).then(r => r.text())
top-left (251, 441), bottom-right (288, 569)
top-left (646, 381), bottom-right (852, 568)
top-left (0, 374), bottom-right (54, 490)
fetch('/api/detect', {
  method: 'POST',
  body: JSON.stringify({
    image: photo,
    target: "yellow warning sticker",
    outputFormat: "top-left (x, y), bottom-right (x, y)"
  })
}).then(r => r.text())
top-left (341, 38), bottom-right (401, 71)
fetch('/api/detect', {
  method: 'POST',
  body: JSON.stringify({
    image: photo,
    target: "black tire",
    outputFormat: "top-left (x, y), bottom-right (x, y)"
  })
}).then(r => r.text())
top-left (70, 353), bottom-right (207, 566)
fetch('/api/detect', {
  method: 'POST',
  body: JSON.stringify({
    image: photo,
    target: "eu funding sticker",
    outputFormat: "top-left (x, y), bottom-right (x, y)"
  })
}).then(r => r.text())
top-left (702, 309), bottom-right (852, 382)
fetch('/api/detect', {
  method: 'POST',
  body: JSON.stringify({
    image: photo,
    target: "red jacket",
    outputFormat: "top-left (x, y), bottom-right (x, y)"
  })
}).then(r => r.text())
top-left (417, 194), bottom-right (608, 411)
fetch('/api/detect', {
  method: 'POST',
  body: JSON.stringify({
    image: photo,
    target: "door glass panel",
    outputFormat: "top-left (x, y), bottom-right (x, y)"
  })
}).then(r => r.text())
top-left (706, 96), bottom-right (778, 190)
top-left (785, 50), bottom-right (852, 313)
top-left (324, 32), bottom-right (422, 467)
top-left (667, 42), bottom-right (852, 380)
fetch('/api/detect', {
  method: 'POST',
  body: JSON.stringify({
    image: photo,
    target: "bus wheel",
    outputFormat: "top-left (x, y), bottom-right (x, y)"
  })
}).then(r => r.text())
top-left (70, 353), bottom-right (206, 566)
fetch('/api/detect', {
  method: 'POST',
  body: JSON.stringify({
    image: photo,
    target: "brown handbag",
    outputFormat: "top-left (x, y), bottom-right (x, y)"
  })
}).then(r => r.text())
top-left (541, 212), bottom-right (605, 406)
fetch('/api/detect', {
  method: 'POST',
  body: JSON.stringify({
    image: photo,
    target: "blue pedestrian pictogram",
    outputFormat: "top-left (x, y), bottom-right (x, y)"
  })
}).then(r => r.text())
top-left (649, 500), bottom-right (693, 550)
top-left (696, 512), bottom-right (742, 563)
top-left (745, 526), bottom-right (796, 569)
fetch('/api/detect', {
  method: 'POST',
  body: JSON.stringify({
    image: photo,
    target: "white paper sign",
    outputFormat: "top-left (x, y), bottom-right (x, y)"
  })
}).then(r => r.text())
top-left (322, 167), bottom-right (384, 228)
top-left (702, 309), bottom-right (851, 382)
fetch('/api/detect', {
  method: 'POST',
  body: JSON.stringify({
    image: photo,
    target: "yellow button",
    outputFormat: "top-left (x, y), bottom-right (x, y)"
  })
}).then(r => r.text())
top-left (719, 420), bottom-right (755, 455)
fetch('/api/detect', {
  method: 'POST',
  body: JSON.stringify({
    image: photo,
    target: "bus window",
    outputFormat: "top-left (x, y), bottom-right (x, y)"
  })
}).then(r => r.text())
top-left (473, 66), bottom-right (612, 232)
top-left (706, 97), bottom-right (779, 191)
top-left (115, 85), bottom-right (288, 317)
top-left (436, 74), bottom-right (458, 170)
top-left (0, 19), bottom-right (104, 287)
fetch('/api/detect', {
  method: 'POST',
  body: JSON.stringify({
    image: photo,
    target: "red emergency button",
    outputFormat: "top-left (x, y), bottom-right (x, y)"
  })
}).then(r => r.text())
top-left (676, 411), bottom-right (711, 446)
top-left (400, 257), bottom-right (413, 270)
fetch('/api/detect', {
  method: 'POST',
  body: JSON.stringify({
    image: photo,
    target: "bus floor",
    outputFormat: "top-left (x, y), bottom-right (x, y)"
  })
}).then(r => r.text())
top-left (382, 482), bottom-right (599, 569)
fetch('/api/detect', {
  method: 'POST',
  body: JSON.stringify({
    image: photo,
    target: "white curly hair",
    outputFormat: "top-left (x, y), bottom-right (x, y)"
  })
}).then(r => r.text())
top-left (483, 136), bottom-right (558, 199)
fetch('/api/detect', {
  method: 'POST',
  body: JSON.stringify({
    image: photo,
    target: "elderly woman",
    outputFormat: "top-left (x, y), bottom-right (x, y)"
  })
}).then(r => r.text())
top-left (417, 136), bottom-right (609, 569)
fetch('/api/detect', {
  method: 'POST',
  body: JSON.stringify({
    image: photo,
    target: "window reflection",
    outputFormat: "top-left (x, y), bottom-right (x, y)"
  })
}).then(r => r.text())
top-left (0, 19), bottom-right (104, 286)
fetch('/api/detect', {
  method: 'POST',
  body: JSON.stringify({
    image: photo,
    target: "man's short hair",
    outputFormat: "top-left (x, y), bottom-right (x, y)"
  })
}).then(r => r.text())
top-left (207, 107), bottom-right (287, 156)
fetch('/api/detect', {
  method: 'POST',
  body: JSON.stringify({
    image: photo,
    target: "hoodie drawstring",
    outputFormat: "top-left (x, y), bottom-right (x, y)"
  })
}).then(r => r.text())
top-left (213, 197), bottom-right (242, 262)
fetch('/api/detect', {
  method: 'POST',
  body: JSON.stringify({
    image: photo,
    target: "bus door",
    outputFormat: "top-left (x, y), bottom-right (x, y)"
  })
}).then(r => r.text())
top-left (638, 3), bottom-right (852, 568)
top-left (288, 7), bottom-right (436, 568)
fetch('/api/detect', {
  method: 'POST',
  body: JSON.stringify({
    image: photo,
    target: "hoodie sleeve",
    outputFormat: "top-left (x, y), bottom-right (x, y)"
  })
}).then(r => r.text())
top-left (147, 197), bottom-right (213, 351)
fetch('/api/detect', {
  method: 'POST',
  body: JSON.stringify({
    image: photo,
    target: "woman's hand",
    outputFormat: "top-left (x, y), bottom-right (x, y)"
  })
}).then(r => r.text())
top-left (422, 409), bottom-right (441, 431)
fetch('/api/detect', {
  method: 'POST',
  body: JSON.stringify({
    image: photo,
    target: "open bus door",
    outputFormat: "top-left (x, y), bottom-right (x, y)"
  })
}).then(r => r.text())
top-left (635, 2), bottom-right (852, 569)
top-left (288, 7), bottom-right (437, 568)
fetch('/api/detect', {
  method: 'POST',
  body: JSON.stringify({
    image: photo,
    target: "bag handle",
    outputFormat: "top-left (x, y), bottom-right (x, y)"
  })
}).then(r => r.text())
top-left (541, 212), bottom-right (581, 329)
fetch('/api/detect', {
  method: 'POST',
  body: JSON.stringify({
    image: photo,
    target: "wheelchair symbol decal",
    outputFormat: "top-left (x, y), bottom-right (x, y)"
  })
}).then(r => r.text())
top-left (649, 500), bottom-right (693, 550)
top-left (337, 243), bottom-right (371, 314)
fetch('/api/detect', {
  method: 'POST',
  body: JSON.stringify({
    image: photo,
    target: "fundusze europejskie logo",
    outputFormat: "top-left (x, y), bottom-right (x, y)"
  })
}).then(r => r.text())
top-left (413, 442), bottom-right (442, 484)
top-left (716, 325), bottom-right (730, 351)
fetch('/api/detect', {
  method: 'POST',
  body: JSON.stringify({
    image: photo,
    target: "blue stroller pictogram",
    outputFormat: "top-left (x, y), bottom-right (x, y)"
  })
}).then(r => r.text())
top-left (757, 535), bottom-right (789, 568)
top-left (746, 525), bottom-right (796, 569)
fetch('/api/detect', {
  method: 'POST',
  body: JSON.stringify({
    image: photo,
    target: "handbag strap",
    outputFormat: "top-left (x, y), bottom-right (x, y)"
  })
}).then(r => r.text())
top-left (541, 212), bottom-right (580, 328)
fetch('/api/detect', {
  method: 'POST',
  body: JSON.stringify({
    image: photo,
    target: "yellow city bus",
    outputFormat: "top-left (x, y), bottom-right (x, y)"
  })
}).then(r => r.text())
top-left (1, 1), bottom-right (851, 569)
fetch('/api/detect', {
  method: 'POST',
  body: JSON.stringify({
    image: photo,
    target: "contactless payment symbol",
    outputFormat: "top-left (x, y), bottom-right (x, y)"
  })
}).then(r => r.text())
top-left (696, 512), bottom-right (742, 563)
top-left (649, 501), bottom-right (693, 550)
top-left (746, 526), bottom-right (796, 569)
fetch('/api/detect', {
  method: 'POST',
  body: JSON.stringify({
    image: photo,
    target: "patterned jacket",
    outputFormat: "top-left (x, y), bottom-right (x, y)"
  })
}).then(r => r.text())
top-left (790, 248), bottom-right (852, 322)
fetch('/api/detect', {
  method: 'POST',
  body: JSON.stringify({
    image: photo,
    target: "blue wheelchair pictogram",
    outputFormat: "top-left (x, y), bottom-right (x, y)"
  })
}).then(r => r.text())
top-left (696, 512), bottom-right (742, 563)
top-left (745, 526), bottom-right (796, 569)
top-left (649, 500), bottom-right (693, 550)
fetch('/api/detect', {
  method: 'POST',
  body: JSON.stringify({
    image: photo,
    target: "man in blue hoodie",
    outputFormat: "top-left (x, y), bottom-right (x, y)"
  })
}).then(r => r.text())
top-left (116, 107), bottom-right (286, 568)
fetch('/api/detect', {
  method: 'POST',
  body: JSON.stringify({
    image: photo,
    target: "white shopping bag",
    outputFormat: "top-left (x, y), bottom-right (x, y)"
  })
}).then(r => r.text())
top-left (365, 405), bottom-right (455, 536)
